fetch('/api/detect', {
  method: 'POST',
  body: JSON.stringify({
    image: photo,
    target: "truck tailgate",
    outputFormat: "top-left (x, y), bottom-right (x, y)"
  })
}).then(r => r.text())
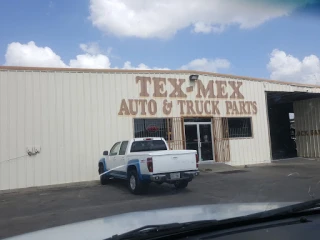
top-left (150, 150), bottom-right (197, 174)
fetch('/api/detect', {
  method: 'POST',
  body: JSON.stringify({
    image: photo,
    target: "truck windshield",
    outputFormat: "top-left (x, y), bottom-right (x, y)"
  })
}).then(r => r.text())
top-left (130, 140), bottom-right (167, 152)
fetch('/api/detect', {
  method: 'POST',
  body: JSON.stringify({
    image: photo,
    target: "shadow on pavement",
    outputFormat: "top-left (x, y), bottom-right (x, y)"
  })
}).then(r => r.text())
top-left (106, 178), bottom-right (191, 196)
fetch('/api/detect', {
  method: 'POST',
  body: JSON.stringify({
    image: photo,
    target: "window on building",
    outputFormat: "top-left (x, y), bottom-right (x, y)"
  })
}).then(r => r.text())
top-left (184, 118), bottom-right (211, 123)
top-left (134, 118), bottom-right (171, 140)
top-left (225, 118), bottom-right (252, 138)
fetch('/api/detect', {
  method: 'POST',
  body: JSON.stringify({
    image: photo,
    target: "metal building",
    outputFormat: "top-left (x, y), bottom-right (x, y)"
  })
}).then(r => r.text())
top-left (1, 66), bottom-right (320, 191)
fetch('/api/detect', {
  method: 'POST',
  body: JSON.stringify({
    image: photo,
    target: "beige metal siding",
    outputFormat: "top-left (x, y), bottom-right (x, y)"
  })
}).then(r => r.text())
top-left (228, 81), bottom-right (271, 166)
top-left (294, 98), bottom-right (320, 158)
top-left (1, 68), bottom-right (320, 190)
top-left (212, 118), bottom-right (230, 163)
top-left (0, 71), bottom-right (133, 190)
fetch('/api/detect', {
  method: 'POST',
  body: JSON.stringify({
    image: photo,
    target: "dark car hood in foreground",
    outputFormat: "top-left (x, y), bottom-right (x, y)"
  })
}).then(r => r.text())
top-left (6, 202), bottom-right (295, 240)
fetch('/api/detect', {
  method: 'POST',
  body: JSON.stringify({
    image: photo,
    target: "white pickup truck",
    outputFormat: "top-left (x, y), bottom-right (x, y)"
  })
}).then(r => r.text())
top-left (98, 137), bottom-right (199, 194)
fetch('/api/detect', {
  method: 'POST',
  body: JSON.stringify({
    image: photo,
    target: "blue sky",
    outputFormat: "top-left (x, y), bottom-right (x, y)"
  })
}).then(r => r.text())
top-left (0, 0), bottom-right (320, 83)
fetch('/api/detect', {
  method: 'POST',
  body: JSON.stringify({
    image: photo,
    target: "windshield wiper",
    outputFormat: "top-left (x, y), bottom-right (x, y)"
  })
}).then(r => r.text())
top-left (106, 198), bottom-right (320, 240)
top-left (106, 221), bottom-right (212, 240)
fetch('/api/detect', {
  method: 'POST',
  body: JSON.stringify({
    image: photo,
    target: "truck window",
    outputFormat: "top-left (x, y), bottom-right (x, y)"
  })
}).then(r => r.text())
top-left (130, 140), bottom-right (167, 152)
top-left (119, 141), bottom-right (129, 155)
top-left (110, 142), bottom-right (121, 156)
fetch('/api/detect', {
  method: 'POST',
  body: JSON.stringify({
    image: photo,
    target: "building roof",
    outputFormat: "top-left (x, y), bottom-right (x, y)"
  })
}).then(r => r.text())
top-left (0, 65), bottom-right (319, 89)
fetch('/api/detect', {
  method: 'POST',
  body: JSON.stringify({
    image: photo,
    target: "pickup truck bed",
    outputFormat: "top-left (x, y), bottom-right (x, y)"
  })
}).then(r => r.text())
top-left (128, 150), bottom-right (197, 174)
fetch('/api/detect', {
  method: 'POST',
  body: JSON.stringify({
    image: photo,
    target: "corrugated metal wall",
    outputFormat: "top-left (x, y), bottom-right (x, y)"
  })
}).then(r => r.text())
top-left (228, 80), bottom-right (270, 166)
top-left (1, 68), bottom-right (320, 190)
top-left (294, 98), bottom-right (320, 158)
top-left (0, 70), bottom-right (137, 190)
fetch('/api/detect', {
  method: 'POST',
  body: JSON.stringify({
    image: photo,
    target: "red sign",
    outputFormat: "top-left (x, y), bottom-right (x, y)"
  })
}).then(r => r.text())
top-left (146, 125), bottom-right (159, 133)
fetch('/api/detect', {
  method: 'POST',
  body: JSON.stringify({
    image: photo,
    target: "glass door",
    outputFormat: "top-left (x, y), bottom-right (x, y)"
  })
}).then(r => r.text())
top-left (184, 124), bottom-right (199, 156)
top-left (184, 122), bottom-right (214, 161)
top-left (199, 124), bottom-right (214, 161)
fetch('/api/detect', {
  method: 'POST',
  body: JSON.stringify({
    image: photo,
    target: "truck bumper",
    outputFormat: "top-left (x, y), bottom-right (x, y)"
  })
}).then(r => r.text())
top-left (150, 170), bottom-right (200, 183)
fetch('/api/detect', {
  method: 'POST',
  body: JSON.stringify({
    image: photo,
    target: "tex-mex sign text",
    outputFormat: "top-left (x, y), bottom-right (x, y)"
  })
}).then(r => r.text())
top-left (118, 76), bottom-right (258, 116)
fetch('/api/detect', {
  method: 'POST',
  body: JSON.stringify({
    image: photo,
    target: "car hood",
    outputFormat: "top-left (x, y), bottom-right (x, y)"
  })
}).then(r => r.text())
top-left (5, 202), bottom-right (295, 240)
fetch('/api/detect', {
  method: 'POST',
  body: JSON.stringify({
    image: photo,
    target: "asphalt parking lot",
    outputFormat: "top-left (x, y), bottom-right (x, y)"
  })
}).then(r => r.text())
top-left (1, 158), bottom-right (320, 239)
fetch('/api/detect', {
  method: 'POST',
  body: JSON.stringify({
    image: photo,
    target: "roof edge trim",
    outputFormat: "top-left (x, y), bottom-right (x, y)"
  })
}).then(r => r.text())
top-left (0, 65), bottom-right (319, 88)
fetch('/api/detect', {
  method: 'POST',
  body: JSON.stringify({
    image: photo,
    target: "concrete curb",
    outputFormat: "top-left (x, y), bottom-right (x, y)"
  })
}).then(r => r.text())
top-left (198, 163), bottom-right (242, 173)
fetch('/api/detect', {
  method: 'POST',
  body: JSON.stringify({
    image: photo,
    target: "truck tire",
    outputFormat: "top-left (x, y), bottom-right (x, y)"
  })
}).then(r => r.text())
top-left (99, 164), bottom-right (109, 185)
top-left (128, 170), bottom-right (148, 194)
top-left (174, 180), bottom-right (188, 189)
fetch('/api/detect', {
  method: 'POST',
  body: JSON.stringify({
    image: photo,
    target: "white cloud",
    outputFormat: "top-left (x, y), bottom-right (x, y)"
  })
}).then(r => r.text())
top-left (4, 41), bottom-right (231, 73)
top-left (69, 54), bottom-right (111, 68)
top-left (89, 0), bottom-right (303, 38)
top-left (193, 22), bottom-right (225, 34)
top-left (267, 49), bottom-right (320, 84)
top-left (69, 42), bottom-right (111, 68)
top-left (4, 41), bottom-right (111, 69)
top-left (79, 42), bottom-right (101, 55)
top-left (5, 41), bottom-right (67, 67)
top-left (180, 58), bottom-right (230, 72)
top-left (123, 61), bottom-right (149, 70)
top-left (3, 41), bottom-right (169, 70)
top-left (122, 61), bottom-right (169, 70)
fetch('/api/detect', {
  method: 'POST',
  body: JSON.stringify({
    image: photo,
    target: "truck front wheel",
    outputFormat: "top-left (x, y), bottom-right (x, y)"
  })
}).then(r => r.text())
top-left (174, 180), bottom-right (189, 189)
top-left (128, 170), bottom-right (148, 194)
top-left (99, 164), bottom-right (109, 185)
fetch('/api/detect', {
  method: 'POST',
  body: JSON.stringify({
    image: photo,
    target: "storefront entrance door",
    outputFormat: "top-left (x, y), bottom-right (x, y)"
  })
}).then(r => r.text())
top-left (184, 122), bottom-right (214, 161)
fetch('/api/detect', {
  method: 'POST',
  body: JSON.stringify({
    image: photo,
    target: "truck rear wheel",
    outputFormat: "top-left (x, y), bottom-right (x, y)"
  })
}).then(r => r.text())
top-left (174, 180), bottom-right (188, 189)
top-left (128, 170), bottom-right (148, 194)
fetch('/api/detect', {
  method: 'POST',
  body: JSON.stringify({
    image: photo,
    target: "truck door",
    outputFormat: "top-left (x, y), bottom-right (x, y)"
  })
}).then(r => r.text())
top-left (109, 142), bottom-right (121, 170)
top-left (118, 141), bottom-right (129, 172)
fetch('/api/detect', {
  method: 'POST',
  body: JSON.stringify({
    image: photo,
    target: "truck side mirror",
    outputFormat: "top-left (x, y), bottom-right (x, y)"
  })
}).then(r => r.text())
top-left (103, 151), bottom-right (109, 156)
